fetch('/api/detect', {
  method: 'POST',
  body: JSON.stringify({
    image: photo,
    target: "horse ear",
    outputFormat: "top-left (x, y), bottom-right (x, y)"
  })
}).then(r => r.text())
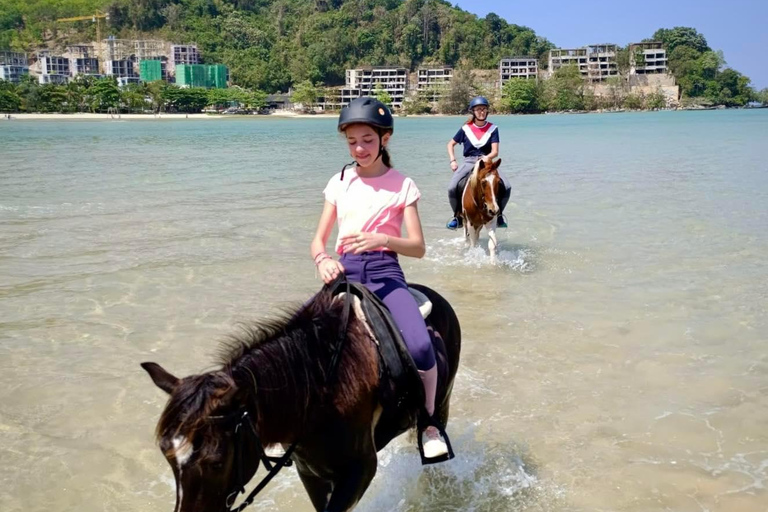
top-left (493, 158), bottom-right (502, 169)
top-left (477, 159), bottom-right (486, 170)
top-left (141, 362), bottom-right (179, 394)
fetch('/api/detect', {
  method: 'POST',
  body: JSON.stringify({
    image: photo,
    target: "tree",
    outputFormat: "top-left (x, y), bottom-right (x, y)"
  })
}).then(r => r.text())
top-left (438, 68), bottom-right (475, 114)
top-left (646, 89), bottom-right (666, 110)
top-left (652, 27), bottom-right (709, 54)
top-left (88, 78), bottom-right (120, 112)
top-left (291, 80), bottom-right (318, 111)
top-left (162, 86), bottom-right (209, 113)
top-left (604, 76), bottom-right (627, 108)
top-left (0, 83), bottom-right (21, 112)
top-left (121, 83), bottom-right (149, 113)
top-left (623, 93), bottom-right (644, 110)
top-left (501, 78), bottom-right (539, 113)
top-left (712, 68), bottom-right (753, 106)
top-left (757, 88), bottom-right (768, 106)
top-left (372, 83), bottom-right (393, 107)
top-left (546, 65), bottom-right (585, 111)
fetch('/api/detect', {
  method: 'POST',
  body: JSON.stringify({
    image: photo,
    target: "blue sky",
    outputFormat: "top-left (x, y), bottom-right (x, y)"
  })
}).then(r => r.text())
top-left (454, 0), bottom-right (768, 89)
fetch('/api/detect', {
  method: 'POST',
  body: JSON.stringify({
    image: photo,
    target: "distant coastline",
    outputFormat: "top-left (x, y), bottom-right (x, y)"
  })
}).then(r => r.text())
top-left (6, 106), bottom-right (765, 122)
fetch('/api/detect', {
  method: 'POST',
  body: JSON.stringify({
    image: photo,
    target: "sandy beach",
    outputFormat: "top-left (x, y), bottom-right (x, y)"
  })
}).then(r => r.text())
top-left (2, 110), bottom-right (336, 121)
top-left (2, 110), bottom-right (453, 121)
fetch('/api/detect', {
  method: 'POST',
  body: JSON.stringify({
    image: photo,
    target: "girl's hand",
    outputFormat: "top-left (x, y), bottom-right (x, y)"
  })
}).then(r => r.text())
top-left (318, 258), bottom-right (345, 284)
top-left (339, 232), bottom-right (388, 254)
top-left (450, 160), bottom-right (458, 172)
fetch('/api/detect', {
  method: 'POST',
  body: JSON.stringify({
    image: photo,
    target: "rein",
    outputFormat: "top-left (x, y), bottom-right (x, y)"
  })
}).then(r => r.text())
top-left (222, 277), bottom-right (353, 512)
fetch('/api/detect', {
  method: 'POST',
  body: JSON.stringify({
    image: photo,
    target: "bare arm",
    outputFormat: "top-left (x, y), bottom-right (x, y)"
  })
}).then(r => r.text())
top-left (447, 139), bottom-right (459, 171)
top-left (311, 200), bottom-right (345, 283)
top-left (311, 200), bottom-right (337, 259)
top-left (483, 142), bottom-right (499, 162)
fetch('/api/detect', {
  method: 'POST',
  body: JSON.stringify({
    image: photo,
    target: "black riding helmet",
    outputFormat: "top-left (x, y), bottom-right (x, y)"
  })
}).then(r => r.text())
top-left (338, 97), bottom-right (394, 132)
top-left (338, 97), bottom-right (394, 179)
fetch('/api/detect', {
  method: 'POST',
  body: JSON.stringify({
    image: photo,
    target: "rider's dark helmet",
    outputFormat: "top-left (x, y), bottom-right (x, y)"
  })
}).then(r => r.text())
top-left (468, 96), bottom-right (490, 112)
top-left (338, 97), bottom-right (394, 132)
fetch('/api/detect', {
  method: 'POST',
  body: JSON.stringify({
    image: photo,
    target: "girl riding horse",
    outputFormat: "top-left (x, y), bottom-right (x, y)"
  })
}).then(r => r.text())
top-left (311, 97), bottom-right (450, 461)
top-left (446, 95), bottom-right (512, 230)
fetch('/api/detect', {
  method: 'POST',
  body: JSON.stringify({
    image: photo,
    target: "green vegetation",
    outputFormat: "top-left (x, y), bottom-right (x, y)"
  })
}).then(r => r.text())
top-left (652, 27), bottom-right (753, 106)
top-left (0, 1), bottom-right (760, 113)
top-left (0, 75), bottom-right (266, 113)
top-left (1, 0), bottom-right (553, 94)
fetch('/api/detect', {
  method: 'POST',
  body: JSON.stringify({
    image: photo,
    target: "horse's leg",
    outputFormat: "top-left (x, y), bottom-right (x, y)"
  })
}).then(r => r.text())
top-left (486, 223), bottom-right (498, 263)
top-left (324, 444), bottom-right (377, 512)
top-left (469, 225), bottom-right (480, 248)
top-left (296, 467), bottom-right (333, 512)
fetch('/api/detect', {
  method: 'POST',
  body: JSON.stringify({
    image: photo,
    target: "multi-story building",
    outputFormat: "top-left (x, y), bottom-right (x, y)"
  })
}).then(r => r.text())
top-left (67, 45), bottom-right (100, 77)
top-left (548, 48), bottom-right (588, 76)
top-left (38, 52), bottom-right (70, 84)
top-left (416, 67), bottom-right (453, 100)
top-left (629, 42), bottom-right (668, 75)
top-left (586, 44), bottom-right (619, 82)
top-left (0, 51), bottom-right (29, 83)
top-left (105, 59), bottom-right (138, 79)
top-left (549, 45), bottom-right (618, 82)
top-left (499, 57), bottom-right (538, 86)
top-left (345, 66), bottom-right (408, 108)
top-left (171, 45), bottom-right (201, 68)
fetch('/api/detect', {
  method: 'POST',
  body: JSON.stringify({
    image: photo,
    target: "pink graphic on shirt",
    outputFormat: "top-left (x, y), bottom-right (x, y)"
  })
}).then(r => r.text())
top-left (323, 167), bottom-right (421, 255)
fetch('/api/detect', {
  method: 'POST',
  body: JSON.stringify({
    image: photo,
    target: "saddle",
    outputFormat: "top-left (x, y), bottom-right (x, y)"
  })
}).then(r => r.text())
top-left (328, 280), bottom-right (454, 464)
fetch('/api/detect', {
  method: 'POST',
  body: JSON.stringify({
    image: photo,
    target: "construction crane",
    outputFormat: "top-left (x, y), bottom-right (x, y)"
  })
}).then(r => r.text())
top-left (56, 12), bottom-right (110, 74)
top-left (56, 12), bottom-right (110, 48)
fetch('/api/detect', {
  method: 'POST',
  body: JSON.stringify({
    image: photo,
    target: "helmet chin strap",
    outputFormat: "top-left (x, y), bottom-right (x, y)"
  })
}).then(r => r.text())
top-left (340, 133), bottom-right (385, 180)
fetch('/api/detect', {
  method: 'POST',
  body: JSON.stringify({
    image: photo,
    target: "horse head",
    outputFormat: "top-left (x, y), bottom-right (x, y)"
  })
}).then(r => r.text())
top-left (142, 362), bottom-right (264, 512)
top-left (470, 158), bottom-right (503, 219)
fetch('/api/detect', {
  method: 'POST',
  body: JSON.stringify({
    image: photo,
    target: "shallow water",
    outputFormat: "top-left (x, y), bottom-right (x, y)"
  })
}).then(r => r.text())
top-left (1, 110), bottom-right (767, 512)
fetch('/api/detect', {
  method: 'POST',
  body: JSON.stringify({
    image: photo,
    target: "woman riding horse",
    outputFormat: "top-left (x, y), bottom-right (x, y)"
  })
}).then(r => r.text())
top-left (446, 96), bottom-right (512, 230)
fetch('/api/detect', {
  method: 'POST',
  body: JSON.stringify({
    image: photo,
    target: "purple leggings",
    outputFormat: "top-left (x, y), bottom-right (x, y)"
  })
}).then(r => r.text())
top-left (339, 251), bottom-right (436, 370)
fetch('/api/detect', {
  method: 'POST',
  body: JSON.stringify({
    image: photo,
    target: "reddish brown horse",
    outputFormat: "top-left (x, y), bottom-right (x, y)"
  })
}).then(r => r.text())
top-left (142, 283), bottom-right (461, 512)
top-left (461, 158), bottom-right (503, 263)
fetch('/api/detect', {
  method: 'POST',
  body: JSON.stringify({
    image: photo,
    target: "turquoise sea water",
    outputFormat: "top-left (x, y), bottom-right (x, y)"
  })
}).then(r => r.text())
top-left (1, 110), bottom-right (767, 511)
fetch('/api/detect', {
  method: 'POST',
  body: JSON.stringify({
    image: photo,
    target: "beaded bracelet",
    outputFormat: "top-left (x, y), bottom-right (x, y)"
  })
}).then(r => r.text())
top-left (314, 252), bottom-right (331, 266)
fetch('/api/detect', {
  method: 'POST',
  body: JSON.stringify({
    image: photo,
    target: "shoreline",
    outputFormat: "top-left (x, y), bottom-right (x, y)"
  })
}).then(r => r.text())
top-left (2, 106), bottom-right (759, 122)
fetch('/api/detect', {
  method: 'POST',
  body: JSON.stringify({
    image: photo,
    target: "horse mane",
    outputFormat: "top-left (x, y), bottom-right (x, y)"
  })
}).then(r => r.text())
top-left (156, 287), bottom-right (378, 450)
top-left (468, 159), bottom-right (483, 192)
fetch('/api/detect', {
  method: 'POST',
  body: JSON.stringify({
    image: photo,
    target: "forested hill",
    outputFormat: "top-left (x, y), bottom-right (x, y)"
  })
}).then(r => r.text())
top-left (0, 0), bottom-right (554, 93)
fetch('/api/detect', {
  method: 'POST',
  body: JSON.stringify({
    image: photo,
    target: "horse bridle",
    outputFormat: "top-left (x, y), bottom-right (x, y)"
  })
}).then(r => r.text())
top-left (206, 408), bottom-right (297, 512)
top-left (215, 278), bottom-right (353, 512)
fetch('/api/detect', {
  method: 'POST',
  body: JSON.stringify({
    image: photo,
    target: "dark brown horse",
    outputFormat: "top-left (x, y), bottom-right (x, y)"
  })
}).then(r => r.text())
top-left (142, 283), bottom-right (461, 512)
top-left (461, 158), bottom-right (503, 263)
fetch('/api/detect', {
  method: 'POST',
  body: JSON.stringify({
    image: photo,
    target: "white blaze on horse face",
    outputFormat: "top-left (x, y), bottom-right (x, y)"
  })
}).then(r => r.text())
top-left (172, 436), bottom-right (191, 512)
top-left (484, 174), bottom-right (499, 213)
top-left (173, 436), bottom-right (193, 466)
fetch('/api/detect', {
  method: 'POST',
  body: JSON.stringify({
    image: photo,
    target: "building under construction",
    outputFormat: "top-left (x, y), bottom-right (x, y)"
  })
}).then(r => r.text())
top-left (629, 42), bottom-right (668, 75)
top-left (549, 44), bottom-right (619, 82)
top-left (0, 51), bottom-right (29, 82)
top-left (175, 64), bottom-right (228, 89)
top-left (37, 51), bottom-right (70, 84)
top-left (67, 45), bottom-right (100, 76)
top-left (171, 45), bottom-right (201, 68)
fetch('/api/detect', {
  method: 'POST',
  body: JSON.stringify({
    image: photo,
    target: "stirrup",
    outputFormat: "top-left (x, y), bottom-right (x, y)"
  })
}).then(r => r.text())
top-left (497, 214), bottom-right (508, 228)
top-left (416, 413), bottom-right (455, 465)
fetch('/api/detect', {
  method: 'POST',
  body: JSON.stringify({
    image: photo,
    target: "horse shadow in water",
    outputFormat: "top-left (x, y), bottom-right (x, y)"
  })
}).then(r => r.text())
top-left (141, 281), bottom-right (461, 512)
top-left (459, 158), bottom-right (504, 264)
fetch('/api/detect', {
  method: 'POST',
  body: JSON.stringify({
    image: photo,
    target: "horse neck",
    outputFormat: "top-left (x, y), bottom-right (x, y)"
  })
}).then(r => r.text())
top-left (230, 324), bottom-right (327, 445)
top-left (469, 169), bottom-right (485, 201)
